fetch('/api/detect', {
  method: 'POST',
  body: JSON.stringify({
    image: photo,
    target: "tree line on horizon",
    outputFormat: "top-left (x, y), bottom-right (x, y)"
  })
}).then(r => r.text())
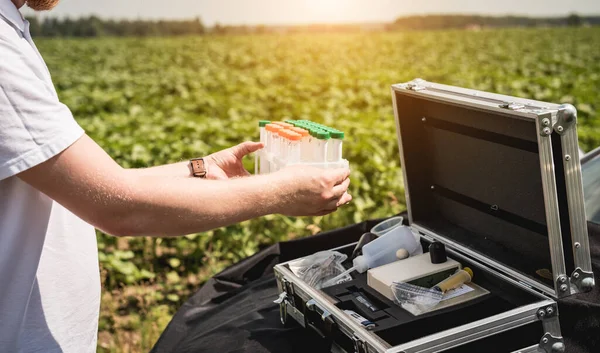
top-left (25, 14), bottom-right (596, 37)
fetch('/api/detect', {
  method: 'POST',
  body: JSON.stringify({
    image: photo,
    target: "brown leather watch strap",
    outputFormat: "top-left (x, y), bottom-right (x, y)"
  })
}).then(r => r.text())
top-left (190, 158), bottom-right (207, 178)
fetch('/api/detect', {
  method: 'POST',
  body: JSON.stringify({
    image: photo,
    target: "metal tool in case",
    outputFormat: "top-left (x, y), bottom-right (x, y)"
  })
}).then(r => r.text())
top-left (274, 79), bottom-right (594, 353)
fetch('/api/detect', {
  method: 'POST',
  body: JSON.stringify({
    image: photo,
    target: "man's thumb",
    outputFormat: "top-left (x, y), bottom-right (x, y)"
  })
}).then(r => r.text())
top-left (232, 141), bottom-right (263, 158)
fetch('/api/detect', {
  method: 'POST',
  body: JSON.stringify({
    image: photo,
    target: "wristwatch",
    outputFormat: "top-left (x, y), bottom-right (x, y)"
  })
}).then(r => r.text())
top-left (189, 157), bottom-right (207, 178)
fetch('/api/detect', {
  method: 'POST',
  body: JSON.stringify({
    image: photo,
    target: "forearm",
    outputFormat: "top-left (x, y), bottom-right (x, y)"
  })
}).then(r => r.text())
top-left (128, 161), bottom-right (191, 177)
top-left (114, 173), bottom-right (284, 237)
top-left (19, 135), bottom-right (281, 237)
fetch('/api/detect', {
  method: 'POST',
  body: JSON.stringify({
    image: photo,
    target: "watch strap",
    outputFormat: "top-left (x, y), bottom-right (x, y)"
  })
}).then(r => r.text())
top-left (190, 157), bottom-right (207, 178)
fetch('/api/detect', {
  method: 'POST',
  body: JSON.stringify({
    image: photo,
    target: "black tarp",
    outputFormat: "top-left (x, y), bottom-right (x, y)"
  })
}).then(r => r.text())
top-left (150, 216), bottom-right (600, 353)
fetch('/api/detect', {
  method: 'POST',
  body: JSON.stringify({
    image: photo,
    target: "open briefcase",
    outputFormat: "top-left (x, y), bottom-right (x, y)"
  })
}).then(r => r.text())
top-left (273, 79), bottom-right (595, 353)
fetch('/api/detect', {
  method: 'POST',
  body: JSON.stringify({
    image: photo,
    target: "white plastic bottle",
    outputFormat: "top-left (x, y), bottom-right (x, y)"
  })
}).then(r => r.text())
top-left (354, 226), bottom-right (420, 272)
top-left (322, 224), bottom-right (421, 287)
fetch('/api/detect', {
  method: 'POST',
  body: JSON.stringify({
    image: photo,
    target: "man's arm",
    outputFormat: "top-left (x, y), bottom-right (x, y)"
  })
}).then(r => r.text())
top-left (18, 135), bottom-right (352, 237)
top-left (127, 141), bottom-right (263, 180)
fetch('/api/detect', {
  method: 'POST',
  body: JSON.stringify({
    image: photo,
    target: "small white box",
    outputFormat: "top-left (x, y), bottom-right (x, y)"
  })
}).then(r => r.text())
top-left (367, 253), bottom-right (460, 301)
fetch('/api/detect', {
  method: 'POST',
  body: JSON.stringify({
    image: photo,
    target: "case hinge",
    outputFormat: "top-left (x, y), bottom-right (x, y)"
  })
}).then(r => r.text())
top-left (570, 267), bottom-right (595, 293)
top-left (352, 334), bottom-right (368, 353)
top-left (538, 113), bottom-right (554, 137)
top-left (539, 333), bottom-right (565, 353)
top-left (536, 303), bottom-right (558, 321)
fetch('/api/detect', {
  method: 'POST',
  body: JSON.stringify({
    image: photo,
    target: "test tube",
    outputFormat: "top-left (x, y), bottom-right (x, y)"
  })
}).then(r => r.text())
top-left (315, 130), bottom-right (330, 164)
top-left (290, 127), bottom-right (310, 162)
top-left (259, 120), bottom-right (270, 144)
top-left (257, 120), bottom-right (270, 174)
top-left (328, 130), bottom-right (344, 162)
top-left (287, 131), bottom-right (302, 164)
top-left (308, 128), bottom-right (318, 163)
top-left (265, 124), bottom-right (283, 154)
top-left (277, 129), bottom-right (290, 167)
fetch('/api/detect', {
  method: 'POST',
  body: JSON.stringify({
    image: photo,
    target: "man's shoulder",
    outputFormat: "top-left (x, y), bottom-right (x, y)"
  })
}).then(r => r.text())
top-left (0, 12), bottom-right (20, 39)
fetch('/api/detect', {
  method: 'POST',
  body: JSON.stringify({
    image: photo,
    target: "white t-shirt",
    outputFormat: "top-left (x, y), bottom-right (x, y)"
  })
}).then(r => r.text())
top-left (0, 2), bottom-right (100, 352)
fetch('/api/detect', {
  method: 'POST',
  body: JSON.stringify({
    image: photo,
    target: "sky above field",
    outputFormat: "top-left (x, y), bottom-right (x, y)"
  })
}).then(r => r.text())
top-left (23, 0), bottom-right (600, 24)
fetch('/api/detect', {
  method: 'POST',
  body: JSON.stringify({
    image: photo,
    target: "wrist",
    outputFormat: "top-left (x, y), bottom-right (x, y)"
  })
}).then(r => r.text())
top-left (261, 173), bottom-right (289, 215)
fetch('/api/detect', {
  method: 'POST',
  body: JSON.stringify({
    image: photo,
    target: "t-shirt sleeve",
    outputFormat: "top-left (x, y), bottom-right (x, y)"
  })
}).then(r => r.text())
top-left (0, 33), bottom-right (84, 181)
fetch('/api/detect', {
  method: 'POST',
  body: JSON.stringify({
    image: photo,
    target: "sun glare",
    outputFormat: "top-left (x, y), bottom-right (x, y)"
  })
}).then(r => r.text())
top-left (304, 0), bottom-right (350, 22)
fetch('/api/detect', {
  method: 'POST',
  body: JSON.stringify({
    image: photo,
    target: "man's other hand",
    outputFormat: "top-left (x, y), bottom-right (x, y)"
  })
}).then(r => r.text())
top-left (205, 141), bottom-right (263, 180)
top-left (273, 166), bottom-right (352, 217)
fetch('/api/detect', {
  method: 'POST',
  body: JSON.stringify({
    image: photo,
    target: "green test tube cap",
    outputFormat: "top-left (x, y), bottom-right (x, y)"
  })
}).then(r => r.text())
top-left (316, 130), bottom-right (331, 140)
top-left (309, 128), bottom-right (321, 137)
top-left (259, 120), bottom-right (270, 127)
top-left (330, 130), bottom-right (345, 139)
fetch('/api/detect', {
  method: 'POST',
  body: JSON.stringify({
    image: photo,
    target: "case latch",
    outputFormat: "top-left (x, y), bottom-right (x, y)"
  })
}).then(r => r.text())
top-left (499, 101), bottom-right (525, 110)
top-left (352, 334), bottom-right (368, 353)
top-left (406, 78), bottom-right (427, 91)
top-left (305, 299), bottom-right (338, 339)
top-left (274, 292), bottom-right (289, 325)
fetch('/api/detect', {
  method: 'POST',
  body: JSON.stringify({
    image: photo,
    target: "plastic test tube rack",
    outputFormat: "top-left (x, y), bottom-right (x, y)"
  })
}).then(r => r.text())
top-left (256, 120), bottom-right (348, 174)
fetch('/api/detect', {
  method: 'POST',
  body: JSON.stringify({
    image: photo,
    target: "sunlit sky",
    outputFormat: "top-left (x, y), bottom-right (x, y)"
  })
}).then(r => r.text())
top-left (22, 0), bottom-right (600, 25)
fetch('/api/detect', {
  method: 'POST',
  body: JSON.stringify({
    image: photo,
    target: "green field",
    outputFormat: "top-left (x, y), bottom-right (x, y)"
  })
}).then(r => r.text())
top-left (37, 27), bottom-right (600, 352)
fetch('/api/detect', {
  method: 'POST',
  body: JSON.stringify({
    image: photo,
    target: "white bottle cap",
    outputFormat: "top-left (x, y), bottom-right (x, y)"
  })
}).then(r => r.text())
top-left (352, 255), bottom-right (369, 273)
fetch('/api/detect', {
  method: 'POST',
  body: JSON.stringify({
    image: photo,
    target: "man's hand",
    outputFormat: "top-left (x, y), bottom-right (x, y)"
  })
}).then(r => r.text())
top-left (272, 165), bottom-right (352, 217)
top-left (205, 141), bottom-right (263, 180)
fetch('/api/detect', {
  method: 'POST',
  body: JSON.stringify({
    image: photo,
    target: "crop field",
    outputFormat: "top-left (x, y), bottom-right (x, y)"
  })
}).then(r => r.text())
top-left (36, 27), bottom-right (600, 352)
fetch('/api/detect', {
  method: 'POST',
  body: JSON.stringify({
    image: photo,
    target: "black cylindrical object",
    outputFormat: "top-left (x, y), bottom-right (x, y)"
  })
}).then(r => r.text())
top-left (429, 241), bottom-right (447, 264)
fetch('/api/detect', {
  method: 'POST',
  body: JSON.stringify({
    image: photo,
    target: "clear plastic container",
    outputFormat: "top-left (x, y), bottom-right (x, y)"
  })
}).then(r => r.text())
top-left (256, 120), bottom-right (348, 174)
top-left (371, 216), bottom-right (404, 236)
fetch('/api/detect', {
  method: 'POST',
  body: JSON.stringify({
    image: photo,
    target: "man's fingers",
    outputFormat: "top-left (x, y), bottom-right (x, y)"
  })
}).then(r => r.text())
top-left (337, 192), bottom-right (352, 206)
top-left (316, 207), bottom-right (338, 216)
top-left (326, 192), bottom-right (352, 210)
top-left (332, 178), bottom-right (350, 197)
top-left (318, 194), bottom-right (352, 216)
top-left (326, 167), bottom-right (350, 185)
top-left (232, 141), bottom-right (264, 159)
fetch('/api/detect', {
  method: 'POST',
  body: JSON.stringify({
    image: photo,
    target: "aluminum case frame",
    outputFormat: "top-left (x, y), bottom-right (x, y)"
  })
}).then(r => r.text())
top-left (392, 79), bottom-right (593, 298)
top-left (273, 79), bottom-right (593, 352)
